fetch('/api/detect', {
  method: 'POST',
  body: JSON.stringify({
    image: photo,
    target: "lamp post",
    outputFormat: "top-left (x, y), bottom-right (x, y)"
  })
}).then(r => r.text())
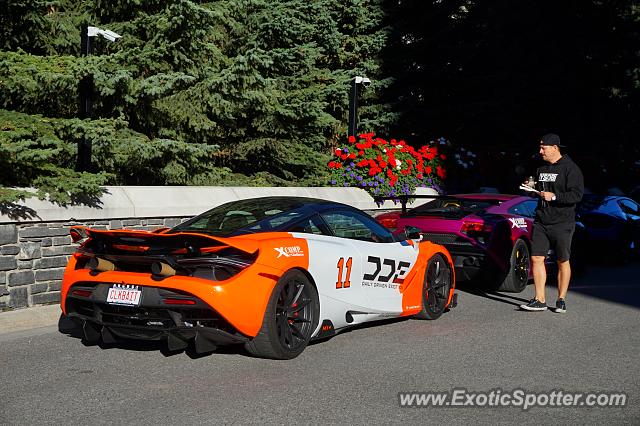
top-left (348, 76), bottom-right (371, 138)
top-left (77, 25), bottom-right (122, 172)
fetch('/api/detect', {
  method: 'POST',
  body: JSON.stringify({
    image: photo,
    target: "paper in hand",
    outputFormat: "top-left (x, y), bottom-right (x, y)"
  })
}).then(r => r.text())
top-left (519, 184), bottom-right (540, 194)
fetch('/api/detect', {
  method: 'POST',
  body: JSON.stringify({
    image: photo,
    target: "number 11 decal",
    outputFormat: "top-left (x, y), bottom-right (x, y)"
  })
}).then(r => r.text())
top-left (336, 257), bottom-right (353, 289)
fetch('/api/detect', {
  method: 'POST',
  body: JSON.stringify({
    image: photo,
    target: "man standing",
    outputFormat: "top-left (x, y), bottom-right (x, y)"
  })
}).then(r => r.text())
top-left (520, 133), bottom-right (584, 313)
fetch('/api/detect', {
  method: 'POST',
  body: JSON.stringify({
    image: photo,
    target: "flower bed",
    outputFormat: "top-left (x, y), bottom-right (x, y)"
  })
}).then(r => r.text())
top-left (328, 133), bottom-right (445, 198)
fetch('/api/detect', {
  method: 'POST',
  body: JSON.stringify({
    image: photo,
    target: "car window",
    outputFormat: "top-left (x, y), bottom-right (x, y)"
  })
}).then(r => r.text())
top-left (509, 200), bottom-right (537, 218)
top-left (321, 210), bottom-right (395, 243)
top-left (285, 216), bottom-right (326, 235)
top-left (169, 198), bottom-right (308, 236)
top-left (248, 211), bottom-right (304, 231)
top-left (183, 211), bottom-right (258, 233)
top-left (408, 198), bottom-right (495, 218)
top-left (619, 199), bottom-right (639, 216)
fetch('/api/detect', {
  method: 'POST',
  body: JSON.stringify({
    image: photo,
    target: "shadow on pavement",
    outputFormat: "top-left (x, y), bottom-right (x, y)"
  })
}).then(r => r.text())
top-left (567, 259), bottom-right (640, 309)
top-left (455, 281), bottom-right (531, 307)
top-left (455, 259), bottom-right (640, 310)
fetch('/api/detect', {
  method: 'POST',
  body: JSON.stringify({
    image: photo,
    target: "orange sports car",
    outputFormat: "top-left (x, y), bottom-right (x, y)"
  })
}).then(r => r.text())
top-left (61, 197), bottom-right (456, 359)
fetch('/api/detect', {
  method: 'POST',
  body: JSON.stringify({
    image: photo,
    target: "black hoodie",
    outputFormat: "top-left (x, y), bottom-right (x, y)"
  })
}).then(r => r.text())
top-left (534, 154), bottom-right (584, 225)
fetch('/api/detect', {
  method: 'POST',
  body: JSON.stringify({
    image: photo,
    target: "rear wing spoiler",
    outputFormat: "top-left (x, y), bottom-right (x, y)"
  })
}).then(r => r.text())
top-left (69, 226), bottom-right (260, 255)
top-left (373, 195), bottom-right (502, 214)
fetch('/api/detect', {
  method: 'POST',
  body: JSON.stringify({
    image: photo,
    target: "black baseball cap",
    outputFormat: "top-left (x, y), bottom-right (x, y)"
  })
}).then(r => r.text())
top-left (540, 133), bottom-right (566, 148)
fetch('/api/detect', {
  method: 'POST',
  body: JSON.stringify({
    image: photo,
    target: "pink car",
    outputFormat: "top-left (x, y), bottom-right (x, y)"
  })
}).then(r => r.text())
top-left (376, 194), bottom-right (537, 292)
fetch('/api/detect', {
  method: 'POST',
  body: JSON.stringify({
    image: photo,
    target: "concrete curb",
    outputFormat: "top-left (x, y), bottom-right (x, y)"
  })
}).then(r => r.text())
top-left (0, 304), bottom-right (60, 335)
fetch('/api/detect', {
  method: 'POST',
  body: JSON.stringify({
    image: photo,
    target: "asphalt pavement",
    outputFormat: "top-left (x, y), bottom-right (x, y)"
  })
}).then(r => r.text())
top-left (1, 261), bottom-right (639, 425)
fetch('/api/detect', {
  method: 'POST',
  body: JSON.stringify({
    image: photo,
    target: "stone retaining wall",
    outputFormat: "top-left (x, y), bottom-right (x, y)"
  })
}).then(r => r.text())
top-left (0, 217), bottom-right (190, 310)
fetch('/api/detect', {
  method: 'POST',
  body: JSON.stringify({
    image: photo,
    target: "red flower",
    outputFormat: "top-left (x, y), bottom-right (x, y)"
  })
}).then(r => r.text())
top-left (440, 154), bottom-right (447, 160)
top-left (437, 165), bottom-right (446, 178)
top-left (348, 135), bottom-right (356, 143)
top-left (335, 163), bottom-right (343, 169)
top-left (379, 161), bottom-right (387, 168)
top-left (328, 161), bottom-right (336, 168)
top-left (349, 153), bottom-right (356, 159)
top-left (425, 166), bottom-right (432, 175)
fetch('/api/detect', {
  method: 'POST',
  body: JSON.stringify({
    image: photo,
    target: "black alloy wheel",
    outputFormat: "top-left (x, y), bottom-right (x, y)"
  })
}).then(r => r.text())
top-left (245, 270), bottom-right (319, 359)
top-left (497, 239), bottom-right (530, 292)
top-left (416, 253), bottom-right (452, 320)
top-left (275, 276), bottom-right (316, 352)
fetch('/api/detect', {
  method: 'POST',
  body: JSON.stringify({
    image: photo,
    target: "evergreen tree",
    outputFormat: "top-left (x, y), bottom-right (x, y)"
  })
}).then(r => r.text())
top-left (1, 0), bottom-right (392, 210)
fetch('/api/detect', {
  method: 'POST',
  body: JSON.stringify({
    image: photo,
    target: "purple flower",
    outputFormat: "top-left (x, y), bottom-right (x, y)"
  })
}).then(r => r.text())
top-left (356, 175), bottom-right (363, 181)
top-left (330, 180), bottom-right (336, 185)
top-left (343, 182), bottom-right (350, 187)
top-left (343, 147), bottom-right (349, 153)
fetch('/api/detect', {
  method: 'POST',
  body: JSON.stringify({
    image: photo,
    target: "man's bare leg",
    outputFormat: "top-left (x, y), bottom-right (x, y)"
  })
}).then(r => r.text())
top-left (532, 255), bottom-right (547, 303)
top-left (557, 260), bottom-right (571, 300)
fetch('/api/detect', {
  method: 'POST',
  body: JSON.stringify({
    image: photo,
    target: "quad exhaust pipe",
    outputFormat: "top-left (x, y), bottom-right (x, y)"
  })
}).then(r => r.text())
top-left (151, 262), bottom-right (176, 277)
top-left (87, 257), bottom-right (115, 272)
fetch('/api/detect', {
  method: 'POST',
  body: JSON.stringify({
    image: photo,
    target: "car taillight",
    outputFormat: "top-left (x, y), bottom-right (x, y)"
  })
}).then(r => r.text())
top-left (71, 289), bottom-right (93, 298)
top-left (460, 221), bottom-right (492, 234)
top-left (378, 217), bottom-right (398, 230)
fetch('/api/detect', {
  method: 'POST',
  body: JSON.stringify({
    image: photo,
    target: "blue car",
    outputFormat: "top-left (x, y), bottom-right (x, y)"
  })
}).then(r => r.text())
top-left (577, 195), bottom-right (640, 261)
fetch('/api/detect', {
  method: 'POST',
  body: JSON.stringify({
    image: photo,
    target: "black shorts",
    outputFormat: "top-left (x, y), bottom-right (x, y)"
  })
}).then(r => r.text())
top-left (531, 222), bottom-right (575, 262)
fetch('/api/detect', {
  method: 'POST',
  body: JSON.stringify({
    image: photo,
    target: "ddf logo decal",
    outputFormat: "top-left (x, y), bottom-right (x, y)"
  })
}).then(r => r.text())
top-left (274, 246), bottom-right (304, 258)
top-left (509, 217), bottom-right (528, 229)
top-left (538, 173), bottom-right (558, 182)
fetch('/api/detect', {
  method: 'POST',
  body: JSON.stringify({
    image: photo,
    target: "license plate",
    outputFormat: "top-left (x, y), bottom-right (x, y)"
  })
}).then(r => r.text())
top-left (106, 284), bottom-right (141, 306)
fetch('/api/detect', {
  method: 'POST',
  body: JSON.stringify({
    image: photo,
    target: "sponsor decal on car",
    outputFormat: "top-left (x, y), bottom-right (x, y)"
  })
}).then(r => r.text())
top-left (362, 256), bottom-right (412, 289)
top-left (509, 217), bottom-right (528, 229)
top-left (274, 246), bottom-right (305, 258)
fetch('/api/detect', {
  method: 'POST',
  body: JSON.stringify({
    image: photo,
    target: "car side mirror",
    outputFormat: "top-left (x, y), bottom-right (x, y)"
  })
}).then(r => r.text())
top-left (404, 226), bottom-right (422, 240)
